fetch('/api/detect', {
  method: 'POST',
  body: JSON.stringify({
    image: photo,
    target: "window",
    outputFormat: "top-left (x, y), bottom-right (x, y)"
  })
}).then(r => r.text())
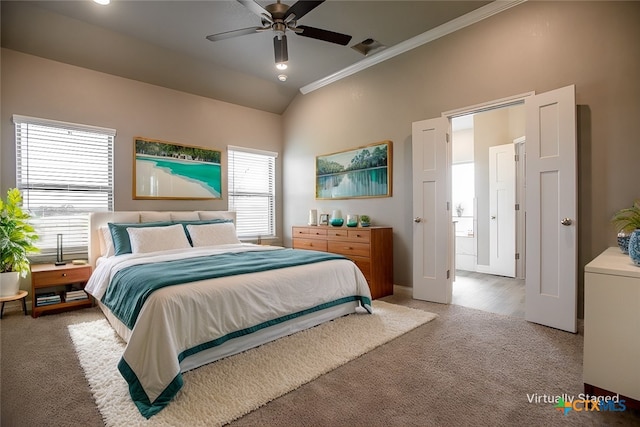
top-left (227, 146), bottom-right (277, 239)
top-left (13, 115), bottom-right (115, 257)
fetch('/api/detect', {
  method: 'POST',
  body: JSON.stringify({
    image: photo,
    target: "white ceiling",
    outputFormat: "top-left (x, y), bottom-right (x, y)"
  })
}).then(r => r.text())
top-left (1, 0), bottom-right (497, 114)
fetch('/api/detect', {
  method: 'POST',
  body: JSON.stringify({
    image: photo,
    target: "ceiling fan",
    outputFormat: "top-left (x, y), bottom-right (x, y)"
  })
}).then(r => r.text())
top-left (206, 0), bottom-right (352, 68)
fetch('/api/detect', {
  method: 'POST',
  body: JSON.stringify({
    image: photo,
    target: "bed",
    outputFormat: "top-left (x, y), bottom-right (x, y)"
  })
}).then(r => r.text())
top-left (85, 210), bottom-right (372, 418)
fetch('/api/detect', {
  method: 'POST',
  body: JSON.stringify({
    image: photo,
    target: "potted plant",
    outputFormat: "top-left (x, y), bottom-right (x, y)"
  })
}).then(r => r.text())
top-left (611, 199), bottom-right (640, 254)
top-left (0, 188), bottom-right (39, 297)
top-left (359, 215), bottom-right (371, 227)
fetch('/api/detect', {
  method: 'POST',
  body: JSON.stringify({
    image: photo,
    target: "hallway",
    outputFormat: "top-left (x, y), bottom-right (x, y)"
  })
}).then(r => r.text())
top-left (452, 270), bottom-right (524, 318)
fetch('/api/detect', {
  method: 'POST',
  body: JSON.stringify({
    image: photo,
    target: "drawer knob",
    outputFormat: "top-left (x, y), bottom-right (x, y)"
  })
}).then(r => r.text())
top-left (62, 273), bottom-right (67, 277)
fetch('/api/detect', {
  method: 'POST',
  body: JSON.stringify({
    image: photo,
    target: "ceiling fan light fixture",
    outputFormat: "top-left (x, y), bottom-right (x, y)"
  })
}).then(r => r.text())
top-left (276, 62), bottom-right (288, 70)
top-left (278, 74), bottom-right (288, 82)
top-left (274, 34), bottom-right (288, 64)
top-left (93, 0), bottom-right (110, 5)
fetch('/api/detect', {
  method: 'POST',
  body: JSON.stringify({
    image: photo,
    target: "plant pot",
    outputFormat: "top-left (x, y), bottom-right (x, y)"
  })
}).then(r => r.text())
top-left (628, 229), bottom-right (640, 266)
top-left (0, 271), bottom-right (20, 297)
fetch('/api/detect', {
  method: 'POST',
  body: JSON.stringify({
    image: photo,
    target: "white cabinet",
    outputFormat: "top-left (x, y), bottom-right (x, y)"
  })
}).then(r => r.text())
top-left (583, 247), bottom-right (640, 401)
top-left (455, 236), bottom-right (475, 272)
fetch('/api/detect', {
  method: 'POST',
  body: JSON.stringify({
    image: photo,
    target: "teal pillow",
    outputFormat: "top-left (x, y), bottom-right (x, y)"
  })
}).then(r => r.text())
top-left (108, 221), bottom-right (173, 256)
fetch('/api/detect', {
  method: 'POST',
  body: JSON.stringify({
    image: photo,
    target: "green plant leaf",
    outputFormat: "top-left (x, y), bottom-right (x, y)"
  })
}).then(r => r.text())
top-left (0, 188), bottom-right (39, 275)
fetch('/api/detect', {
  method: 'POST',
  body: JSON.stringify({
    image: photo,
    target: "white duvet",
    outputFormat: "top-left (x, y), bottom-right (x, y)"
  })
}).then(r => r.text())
top-left (85, 243), bottom-right (372, 417)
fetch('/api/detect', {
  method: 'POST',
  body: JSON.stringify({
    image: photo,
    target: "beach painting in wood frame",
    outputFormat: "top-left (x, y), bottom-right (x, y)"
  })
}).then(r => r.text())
top-left (134, 137), bottom-right (222, 200)
top-left (316, 141), bottom-right (392, 199)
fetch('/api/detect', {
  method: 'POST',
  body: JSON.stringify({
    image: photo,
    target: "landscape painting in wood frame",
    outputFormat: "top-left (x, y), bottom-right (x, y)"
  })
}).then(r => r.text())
top-left (316, 141), bottom-right (392, 199)
top-left (133, 137), bottom-right (222, 200)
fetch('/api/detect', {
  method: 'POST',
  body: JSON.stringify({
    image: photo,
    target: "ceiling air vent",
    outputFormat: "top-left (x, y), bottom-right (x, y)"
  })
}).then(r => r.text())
top-left (351, 38), bottom-right (386, 56)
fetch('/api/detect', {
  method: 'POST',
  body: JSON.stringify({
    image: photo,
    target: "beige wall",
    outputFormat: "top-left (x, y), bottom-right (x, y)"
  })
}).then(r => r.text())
top-left (1, 48), bottom-right (283, 220)
top-left (282, 1), bottom-right (640, 316)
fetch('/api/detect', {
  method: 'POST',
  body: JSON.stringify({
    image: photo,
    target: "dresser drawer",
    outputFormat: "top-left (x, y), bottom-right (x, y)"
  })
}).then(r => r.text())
top-left (347, 229), bottom-right (370, 243)
top-left (32, 266), bottom-right (92, 287)
top-left (293, 238), bottom-right (328, 252)
top-left (326, 228), bottom-right (349, 239)
top-left (328, 241), bottom-right (370, 258)
top-left (327, 228), bottom-right (370, 243)
top-left (293, 227), bottom-right (327, 239)
top-left (291, 225), bottom-right (393, 300)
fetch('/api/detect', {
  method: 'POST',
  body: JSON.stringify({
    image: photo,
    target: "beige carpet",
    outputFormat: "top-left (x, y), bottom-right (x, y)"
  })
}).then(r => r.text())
top-left (68, 301), bottom-right (437, 427)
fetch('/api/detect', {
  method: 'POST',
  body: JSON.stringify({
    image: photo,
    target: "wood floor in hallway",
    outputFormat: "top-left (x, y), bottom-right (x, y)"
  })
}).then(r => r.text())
top-left (452, 270), bottom-right (525, 318)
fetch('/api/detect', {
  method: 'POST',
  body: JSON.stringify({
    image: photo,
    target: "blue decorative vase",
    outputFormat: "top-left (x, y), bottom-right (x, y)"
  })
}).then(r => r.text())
top-left (629, 230), bottom-right (640, 266)
top-left (618, 232), bottom-right (631, 254)
top-left (330, 218), bottom-right (344, 227)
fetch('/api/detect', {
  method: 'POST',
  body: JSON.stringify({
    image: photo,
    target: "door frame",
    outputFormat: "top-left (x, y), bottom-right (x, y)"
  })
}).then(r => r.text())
top-left (445, 92), bottom-right (532, 278)
top-left (415, 87), bottom-right (577, 332)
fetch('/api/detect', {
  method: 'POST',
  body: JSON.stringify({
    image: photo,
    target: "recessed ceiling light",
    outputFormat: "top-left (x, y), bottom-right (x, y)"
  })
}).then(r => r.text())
top-left (276, 62), bottom-right (288, 70)
top-left (93, 0), bottom-right (110, 5)
top-left (278, 74), bottom-right (287, 82)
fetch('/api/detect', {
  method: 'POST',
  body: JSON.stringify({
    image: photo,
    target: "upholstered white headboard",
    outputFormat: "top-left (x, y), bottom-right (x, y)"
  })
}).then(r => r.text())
top-left (88, 211), bottom-right (236, 268)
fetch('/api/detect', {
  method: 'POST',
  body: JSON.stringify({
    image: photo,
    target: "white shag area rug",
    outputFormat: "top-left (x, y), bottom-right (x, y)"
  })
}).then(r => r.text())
top-left (68, 301), bottom-right (437, 427)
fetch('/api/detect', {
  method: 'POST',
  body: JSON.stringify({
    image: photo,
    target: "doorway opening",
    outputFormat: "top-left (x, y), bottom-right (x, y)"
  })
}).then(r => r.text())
top-left (412, 85), bottom-right (577, 331)
top-left (450, 104), bottom-right (525, 317)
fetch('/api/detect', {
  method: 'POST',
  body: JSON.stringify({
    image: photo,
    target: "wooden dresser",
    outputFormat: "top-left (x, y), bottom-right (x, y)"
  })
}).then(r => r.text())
top-left (292, 225), bottom-right (393, 299)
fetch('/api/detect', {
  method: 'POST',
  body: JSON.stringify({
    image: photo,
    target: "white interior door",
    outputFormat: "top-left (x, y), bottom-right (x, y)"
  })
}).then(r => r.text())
top-left (525, 85), bottom-right (577, 333)
top-left (489, 143), bottom-right (516, 277)
top-left (412, 117), bottom-right (451, 303)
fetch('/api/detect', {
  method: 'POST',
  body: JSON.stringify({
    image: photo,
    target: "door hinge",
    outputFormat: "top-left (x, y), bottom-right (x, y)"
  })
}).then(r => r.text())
top-left (446, 269), bottom-right (450, 279)
top-left (515, 203), bottom-right (520, 211)
top-left (446, 133), bottom-right (450, 143)
top-left (515, 253), bottom-right (520, 260)
top-left (515, 154), bottom-right (519, 162)
top-left (446, 201), bottom-right (450, 211)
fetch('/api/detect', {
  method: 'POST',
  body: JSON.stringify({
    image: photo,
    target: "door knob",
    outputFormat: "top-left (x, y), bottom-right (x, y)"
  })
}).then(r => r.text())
top-left (491, 216), bottom-right (496, 220)
top-left (560, 218), bottom-right (573, 226)
top-left (414, 217), bottom-right (422, 223)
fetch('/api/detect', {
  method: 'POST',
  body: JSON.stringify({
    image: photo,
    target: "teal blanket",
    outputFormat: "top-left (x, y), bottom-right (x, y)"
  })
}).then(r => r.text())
top-left (103, 248), bottom-right (350, 329)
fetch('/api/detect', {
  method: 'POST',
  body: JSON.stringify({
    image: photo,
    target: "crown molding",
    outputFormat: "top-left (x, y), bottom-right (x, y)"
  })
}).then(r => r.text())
top-left (300, 0), bottom-right (527, 95)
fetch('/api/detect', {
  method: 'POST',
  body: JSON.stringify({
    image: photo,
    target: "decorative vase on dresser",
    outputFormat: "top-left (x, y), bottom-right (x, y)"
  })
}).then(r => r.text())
top-left (292, 225), bottom-right (393, 299)
top-left (628, 229), bottom-right (640, 265)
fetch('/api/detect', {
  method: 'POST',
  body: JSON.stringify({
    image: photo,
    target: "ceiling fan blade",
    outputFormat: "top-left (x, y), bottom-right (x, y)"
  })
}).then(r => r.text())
top-left (237, 0), bottom-right (272, 20)
top-left (284, 0), bottom-right (324, 21)
top-left (206, 26), bottom-right (266, 42)
top-left (296, 25), bottom-right (352, 46)
top-left (274, 35), bottom-right (288, 63)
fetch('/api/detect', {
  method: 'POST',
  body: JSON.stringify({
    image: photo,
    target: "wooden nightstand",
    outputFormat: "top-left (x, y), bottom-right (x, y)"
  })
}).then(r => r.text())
top-left (30, 263), bottom-right (93, 318)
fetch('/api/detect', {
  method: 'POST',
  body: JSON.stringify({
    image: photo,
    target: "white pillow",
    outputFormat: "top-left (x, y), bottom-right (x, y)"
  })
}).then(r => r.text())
top-left (126, 224), bottom-right (191, 254)
top-left (186, 222), bottom-right (240, 247)
top-left (99, 226), bottom-right (115, 257)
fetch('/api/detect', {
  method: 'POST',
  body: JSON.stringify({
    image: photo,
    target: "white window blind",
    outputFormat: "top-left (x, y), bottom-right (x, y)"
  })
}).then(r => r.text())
top-left (227, 146), bottom-right (277, 238)
top-left (13, 115), bottom-right (115, 257)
